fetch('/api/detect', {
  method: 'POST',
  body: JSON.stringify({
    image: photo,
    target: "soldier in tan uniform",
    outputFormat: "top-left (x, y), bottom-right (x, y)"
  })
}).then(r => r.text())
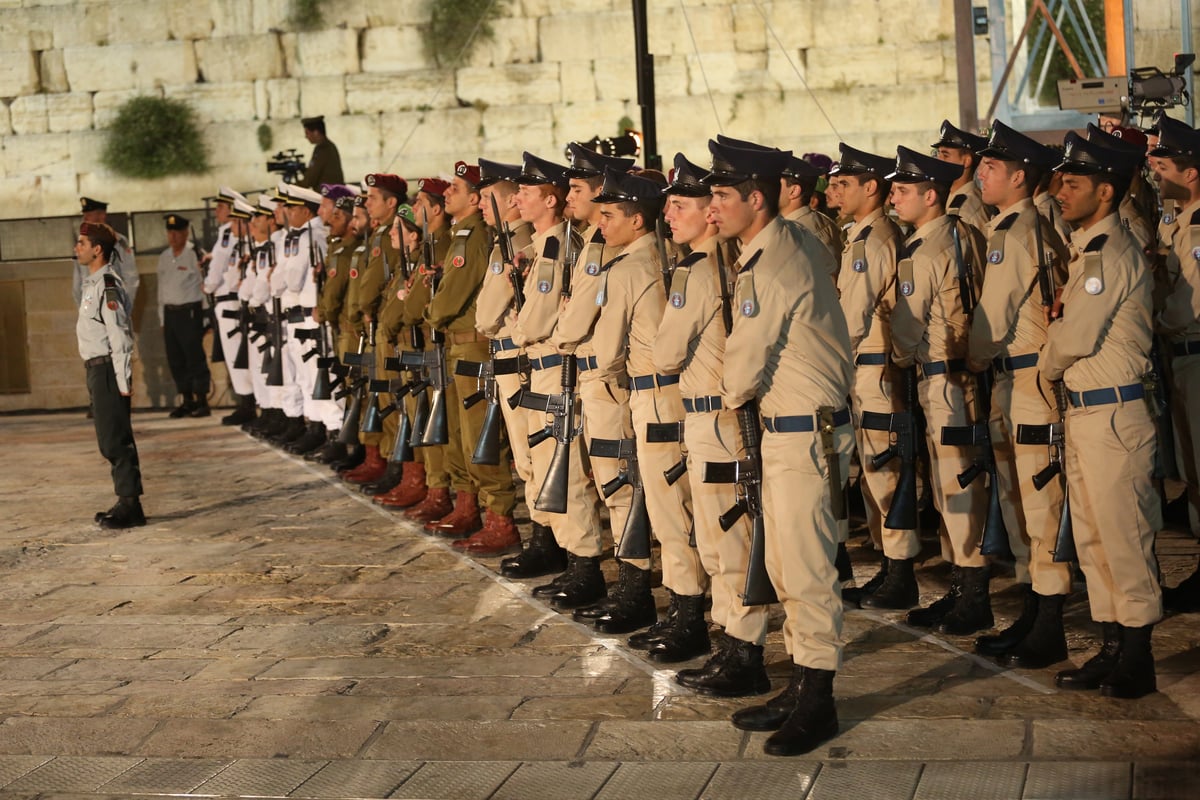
top-left (472, 159), bottom-right (560, 566)
top-left (967, 123), bottom-right (1074, 666)
top-left (1150, 117), bottom-right (1200, 610)
top-left (932, 120), bottom-right (993, 234)
top-left (510, 153), bottom-right (606, 609)
top-left (653, 153), bottom-right (771, 686)
top-left (781, 155), bottom-right (842, 265)
top-left (887, 148), bottom-right (992, 636)
top-left (702, 139), bottom-right (854, 757)
top-left (825, 145), bottom-right (916, 610)
top-left (1086, 124), bottom-right (1157, 253)
top-left (1044, 133), bottom-right (1161, 699)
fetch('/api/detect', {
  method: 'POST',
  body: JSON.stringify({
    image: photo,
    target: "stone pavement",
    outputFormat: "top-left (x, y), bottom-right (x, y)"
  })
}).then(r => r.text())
top-left (0, 412), bottom-right (1198, 800)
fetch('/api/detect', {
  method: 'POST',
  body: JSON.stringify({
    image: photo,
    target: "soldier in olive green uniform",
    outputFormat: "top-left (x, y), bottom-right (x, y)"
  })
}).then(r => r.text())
top-left (297, 116), bottom-right (344, 189)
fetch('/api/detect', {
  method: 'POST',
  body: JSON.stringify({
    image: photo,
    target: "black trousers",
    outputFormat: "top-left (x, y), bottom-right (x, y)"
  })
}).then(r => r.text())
top-left (87, 361), bottom-right (143, 498)
top-left (163, 302), bottom-right (211, 396)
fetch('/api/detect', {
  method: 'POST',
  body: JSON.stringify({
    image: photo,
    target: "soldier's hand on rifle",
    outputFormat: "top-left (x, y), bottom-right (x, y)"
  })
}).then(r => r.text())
top-left (508, 252), bottom-right (528, 279)
top-left (312, 307), bottom-right (323, 323)
top-left (1042, 287), bottom-right (1065, 325)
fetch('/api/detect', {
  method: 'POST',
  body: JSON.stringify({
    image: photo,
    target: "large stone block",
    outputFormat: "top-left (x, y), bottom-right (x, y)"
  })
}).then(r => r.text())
top-left (266, 78), bottom-right (301, 120)
top-left (466, 16), bottom-right (540, 68)
top-left (68, 128), bottom-right (107, 175)
top-left (44, 3), bottom-right (109, 49)
top-left (364, 0), bottom-right (432, 27)
top-left (521, 0), bottom-right (616, 16)
top-left (163, 81), bottom-right (257, 124)
top-left (806, 44), bottom-right (898, 90)
top-left (457, 63), bottom-right (562, 107)
top-left (294, 28), bottom-right (361, 78)
top-left (539, 11), bottom-right (633, 63)
top-left (0, 12), bottom-right (30, 50)
top-left (346, 71), bottom-right (458, 115)
top-left (553, 99), bottom-right (635, 146)
top-left (878, 0), bottom-right (952, 43)
top-left (560, 62), bottom-right (598, 103)
top-left (2, 133), bottom-right (74, 177)
top-left (648, 3), bottom-right (732, 56)
top-left (299, 76), bottom-right (349, 118)
top-left (93, 88), bottom-right (158, 128)
top-left (195, 35), bottom-right (285, 84)
top-left (77, 171), bottom-right (217, 214)
top-left (0, 173), bottom-right (79, 219)
top-left (47, 93), bottom-right (94, 133)
top-left (482, 104), bottom-right (555, 154)
top-left (0, 49), bottom-right (39, 96)
top-left (209, 0), bottom-right (255, 38)
top-left (899, 41), bottom-right (947, 84)
top-left (813, 0), bottom-right (881, 45)
top-left (361, 26), bottom-right (428, 74)
top-left (326, 114), bottom-right (384, 177)
top-left (166, 0), bottom-right (214, 40)
top-left (107, 0), bottom-right (171, 45)
top-left (1133, 1), bottom-right (1174, 31)
top-left (687, 50), bottom-right (770, 96)
top-left (10, 95), bottom-right (48, 136)
top-left (202, 121), bottom-right (275, 169)
top-left (320, 0), bottom-right (369, 30)
top-left (592, 57), bottom-right (636, 102)
top-left (39, 49), bottom-right (69, 93)
top-left (732, 3), bottom-right (766, 53)
top-left (653, 54), bottom-right (691, 99)
top-left (380, 107), bottom-right (483, 161)
top-left (63, 42), bottom-right (198, 92)
top-left (766, 47), bottom-right (810, 92)
top-left (0, 102), bottom-right (10, 137)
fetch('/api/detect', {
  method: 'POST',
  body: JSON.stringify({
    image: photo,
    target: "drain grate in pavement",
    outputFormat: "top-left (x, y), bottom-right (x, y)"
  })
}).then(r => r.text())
top-left (808, 761), bottom-right (922, 800)
top-left (700, 761), bottom-right (820, 800)
top-left (2, 756), bottom-right (142, 794)
top-left (388, 760), bottom-right (520, 799)
top-left (594, 762), bottom-right (718, 800)
top-left (192, 758), bottom-right (328, 797)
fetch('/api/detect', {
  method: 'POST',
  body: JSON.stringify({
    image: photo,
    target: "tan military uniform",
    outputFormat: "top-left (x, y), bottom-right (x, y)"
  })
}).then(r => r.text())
top-left (722, 217), bottom-right (855, 671)
top-left (512, 221), bottom-right (603, 557)
top-left (1158, 197), bottom-right (1200, 534)
top-left (654, 236), bottom-right (768, 643)
top-left (1035, 191), bottom-right (1073, 244)
top-left (968, 199), bottom-right (1073, 595)
top-left (1042, 213), bottom-right (1162, 626)
top-left (427, 211), bottom-right (514, 515)
top-left (786, 206), bottom-right (842, 276)
top-left (891, 214), bottom-right (988, 569)
top-left (1119, 193), bottom-right (1156, 253)
top-left (361, 215), bottom-right (402, 456)
top-left (949, 181), bottom-right (992, 234)
top-left (550, 224), bottom-right (635, 550)
top-left (838, 207), bottom-right (915, 558)
top-left (592, 232), bottom-right (700, 592)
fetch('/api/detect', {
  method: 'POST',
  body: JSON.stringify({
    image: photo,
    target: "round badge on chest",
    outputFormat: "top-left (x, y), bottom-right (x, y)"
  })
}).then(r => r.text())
top-left (1084, 276), bottom-right (1103, 295)
top-left (987, 249), bottom-right (1002, 264)
top-left (852, 258), bottom-right (866, 273)
top-left (350, 268), bottom-right (359, 279)
top-left (452, 255), bottom-right (465, 268)
top-left (490, 261), bottom-right (502, 275)
top-left (585, 262), bottom-right (600, 276)
top-left (670, 293), bottom-right (684, 308)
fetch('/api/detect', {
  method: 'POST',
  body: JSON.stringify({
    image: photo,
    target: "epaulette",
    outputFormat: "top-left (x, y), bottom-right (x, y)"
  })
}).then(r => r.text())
top-left (853, 224), bottom-right (873, 243)
top-left (739, 250), bottom-right (763, 272)
top-left (949, 194), bottom-right (967, 211)
top-left (590, 228), bottom-right (605, 245)
top-left (1191, 208), bottom-right (1200, 226)
top-left (593, 253), bottom-right (627, 306)
top-left (902, 238), bottom-right (924, 259)
top-left (102, 273), bottom-right (122, 310)
top-left (667, 252), bottom-right (705, 309)
top-left (1084, 234), bottom-right (1108, 253)
top-left (676, 251), bottom-right (706, 270)
top-left (994, 212), bottom-right (1018, 231)
top-left (734, 251), bottom-right (763, 317)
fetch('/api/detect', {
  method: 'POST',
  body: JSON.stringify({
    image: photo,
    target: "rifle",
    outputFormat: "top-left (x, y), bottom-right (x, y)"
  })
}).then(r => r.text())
top-left (703, 245), bottom-right (776, 605)
top-left (457, 341), bottom-right (503, 465)
top-left (221, 235), bottom-right (251, 370)
top-left (561, 219), bottom-right (577, 300)
top-left (380, 346), bottom-right (418, 464)
top-left (489, 192), bottom-right (525, 311)
top-left (590, 437), bottom-right (653, 560)
top-left (194, 226), bottom-right (225, 364)
top-left (335, 328), bottom-right (370, 445)
top-left (860, 369), bottom-right (919, 531)
top-left (655, 217), bottom-right (673, 289)
top-left (265, 296), bottom-right (285, 387)
top-left (517, 352), bottom-right (582, 513)
top-left (1015, 215), bottom-right (1075, 562)
top-left (938, 216), bottom-right (1010, 557)
top-left (418, 212), bottom-right (449, 446)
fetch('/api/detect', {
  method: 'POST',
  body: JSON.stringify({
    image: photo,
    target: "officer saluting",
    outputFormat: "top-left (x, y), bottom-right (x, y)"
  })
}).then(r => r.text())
top-left (76, 222), bottom-right (145, 529)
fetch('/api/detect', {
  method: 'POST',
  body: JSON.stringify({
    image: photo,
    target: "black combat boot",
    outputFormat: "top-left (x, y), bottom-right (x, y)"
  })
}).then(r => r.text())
top-left (247, 408), bottom-right (278, 436)
top-left (1002, 593), bottom-right (1068, 669)
top-left (835, 542), bottom-right (853, 583)
top-left (842, 558), bottom-right (887, 608)
top-left (96, 496), bottom-right (146, 529)
top-left (169, 392), bottom-right (195, 418)
top-left (677, 636), bottom-right (771, 698)
top-left (307, 431), bottom-right (345, 463)
top-left (256, 409), bottom-right (288, 440)
top-left (189, 395), bottom-right (211, 417)
top-left (222, 394), bottom-right (256, 426)
top-left (1163, 562), bottom-right (1200, 613)
top-left (332, 443), bottom-right (365, 472)
top-left (360, 461), bottom-right (404, 494)
top-left (859, 557), bottom-right (919, 610)
top-left (629, 591), bottom-right (681, 650)
top-left (936, 566), bottom-right (993, 635)
top-left (763, 666), bottom-right (839, 757)
top-left (732, 662), bottom-right (802, 731)
top-left (287, 421), bottom-right (328, 455)
top-left (271, 416), bottom-right (307, 446)
top-left (548, 555), bottom-right (607, 609)
top-left (593, 562), bottom-right (656, 634)
top-left (501, 523), bottom-right (568, 579)
top-left (1056, 621), bottom-right (1121, 690)
top-left (1100, 624), bottom-right (1157, 699)
top-left (675, 631), bottom-right (731, 685)
top-left (976, 583), bottom-right (1038, 657)
top-left (647, 593), bottom-right (710, 663)
top-left (906, 566), bottom-right (962, 628)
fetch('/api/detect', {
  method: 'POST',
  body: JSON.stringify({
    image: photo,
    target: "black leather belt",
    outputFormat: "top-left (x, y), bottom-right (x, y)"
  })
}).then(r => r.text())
top-left (683, 395), bottom-right (723, 413)
top-left (215, 293), bottom-right (239, 302)
top-left (285, 306), bottom-right (315, 323)
top-left (920, 358), bottom-right (969, 378)
top-left (493, 355), bottom-right (528, 375)
top-left (495, 336), bottom-right (519, 352)
top-left (1172, 340), bottom-right (1200, 357)
top-left (528, 354), bottom-right (563, 371)
top-left (993, 352), bottom-right (1039, 374)
top-left (84, 355), bottom-right (112, 368)
top-left (1067, 382), bottom-right (1145, 408)
top-left (577, 355), bottom-right (599, 371)
top-left (163, 302), bottom-right (201, 311)
top-left (762, 408), bottom-right (851, 433)
top-left (630, 373), bottom-right (680, 391)
top-left (854, 353), bottom-right (888, 366)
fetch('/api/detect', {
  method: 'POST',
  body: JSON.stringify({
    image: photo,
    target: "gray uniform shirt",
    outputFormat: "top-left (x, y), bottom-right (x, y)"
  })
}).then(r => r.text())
top-left (156, 243), bottom-right (204, 308)
top-left (73, 231), bottom-right (138, 311)
top-left (77, 265), bottom-right (135, 394)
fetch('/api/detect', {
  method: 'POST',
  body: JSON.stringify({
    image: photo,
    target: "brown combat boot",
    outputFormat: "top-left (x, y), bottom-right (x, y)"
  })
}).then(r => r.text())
top-left (342, 445), bottom-right (386, 484)
top-left (425, 491), bottom-right (483, 538)
top-left (453, 511), bottom-right (521, 556)
top-left (375, 463), bottom-right (428, 509)
top-left (404, 487), bottom-right (453, 522)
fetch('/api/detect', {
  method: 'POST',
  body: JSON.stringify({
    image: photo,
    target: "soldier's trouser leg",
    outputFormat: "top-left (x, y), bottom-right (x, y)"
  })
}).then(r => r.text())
top-left (442, 347), bottom-right (470, 494)
top-left (180, 303), bottom-right (212, 396)
top-left (400, 358), bottom-right (426, 469)
top-left (291, 319), bottom-right (324, 422)
top-left (761, 421), bottom-right (854, 670)
top-left (852, 363), bottom-right (918, 559)
top-left (994, 367), bottom-right (1072, 595)
top-left (246, 319), bottom-right (274, 410)
top-left (215, 300), bottom-right (253, 395)
top-left (686, 408), bottom-right (768, 645)
top-left (450, 341), bottom-right (515, 515)
top-left (579, 375), bottom-right (634, 548)
top-left (528, 362), bottom-right (601, 557)
top-left (1066, 402), bottom-right (1162, 627)
top-left (1172, 352), bottom-right (1200, 533)
top-left (162, 307), bottom-right (191, 394)
top-left (919, 372), bottom-right (987, 568)
top-left (276, 319), bottom-right (304, 419)
top-left (374, 331), bottom-right (397, 458)
top-left (496, 369), bottom-right (549, 526)
top-left (629, 384), bottom-right (701, 592)
top-left (87, 361), bottom-right (143, 498)
top-left (358, 337), bottom-right (384, 449)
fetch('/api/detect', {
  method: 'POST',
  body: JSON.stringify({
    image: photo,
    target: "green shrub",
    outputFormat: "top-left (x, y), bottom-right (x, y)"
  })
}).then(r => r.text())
top-left (257, 123), bottom-right (274, 152)
top-left (101, 96), bottom-right (209, 179)
top-left (424, 0), bottom-right (507, 67)
top-left (289, 0), bottom-right (328, 31)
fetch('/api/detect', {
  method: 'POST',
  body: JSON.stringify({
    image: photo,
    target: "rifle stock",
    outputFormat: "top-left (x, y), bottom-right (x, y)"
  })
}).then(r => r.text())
top-left (591, 437), bottom-right (652, 560)
top-left (265, 297), bottom-right (285, 387)
top-left (534, 357), bottom-right (580, 514)
top-left (883, 367), bottom-right (919, 531)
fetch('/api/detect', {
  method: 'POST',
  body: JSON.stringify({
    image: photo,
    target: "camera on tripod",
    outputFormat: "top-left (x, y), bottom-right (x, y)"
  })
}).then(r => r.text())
top-left (1057, 53), bottom-right (1195, 123)
top-left (266, 149), bottom-right (305, 184)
